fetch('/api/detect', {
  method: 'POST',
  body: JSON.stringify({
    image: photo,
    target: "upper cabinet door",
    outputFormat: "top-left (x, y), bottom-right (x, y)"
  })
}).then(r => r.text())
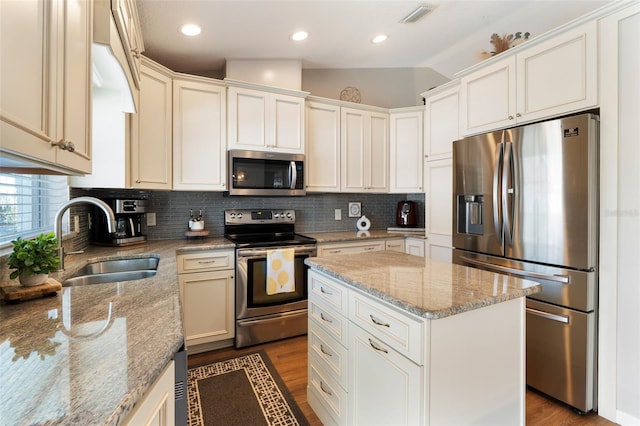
top-left (227, 86), bottom-right (268, 150)
top-left (367, 111), bottom-right (389, 192)
top-left (112, 0), bottom-right (144, 88)
top-left (341, 107), bottom-right (366, 192)
top-left (173, 77), bottom-right (227, 191)
top-left (130, 59), bottom-right (173, 189)
top-left (390, 108), bottom-right (423, 193)
top-left (0, 0), bottom-right (92, 174)
top-left (306, 100), bottom-right (341, 192)
top-left (424, 83), bottom-right (459, 161)
top-left (460, 57), bottom-right (517, 136)
top-left (516, 21), bottom-right (597, 123)
top-left (271, 93), bottom-right (305, 152)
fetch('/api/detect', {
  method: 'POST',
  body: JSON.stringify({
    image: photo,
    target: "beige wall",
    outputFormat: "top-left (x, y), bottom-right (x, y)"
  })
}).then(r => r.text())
top-left (302, 67), bottom-right (450, 108)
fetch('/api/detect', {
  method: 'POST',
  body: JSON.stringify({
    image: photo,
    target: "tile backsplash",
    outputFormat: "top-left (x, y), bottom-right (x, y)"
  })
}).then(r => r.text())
top-left (71, 188), bottom-right (424, 242)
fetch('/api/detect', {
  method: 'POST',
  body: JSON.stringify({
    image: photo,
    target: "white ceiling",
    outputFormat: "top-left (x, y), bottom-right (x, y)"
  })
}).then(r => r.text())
top-left (136, 0), bottom-right (611, 79)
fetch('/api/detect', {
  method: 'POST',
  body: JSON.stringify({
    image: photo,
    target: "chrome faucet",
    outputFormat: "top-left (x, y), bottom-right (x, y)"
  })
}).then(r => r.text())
top-left (54, 196), bottom-right (117, 271)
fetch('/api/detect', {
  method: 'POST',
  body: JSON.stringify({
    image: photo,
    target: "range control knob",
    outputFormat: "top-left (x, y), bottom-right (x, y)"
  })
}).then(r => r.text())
top-left (229, 213), bottom-right (235, 219)
top-left (273, 212), bottom-right (280, 218)
top-left (236, 212), bottom-right (243, 219)
top-left (286, 212), bottom-right (293, 219)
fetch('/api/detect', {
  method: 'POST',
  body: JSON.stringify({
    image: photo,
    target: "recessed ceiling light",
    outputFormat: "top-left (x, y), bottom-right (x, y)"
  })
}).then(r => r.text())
top-left (291, 31), bottom-right (309, 41)
top-left (180, 24), bottom-right (201, 36)
top-left (371, 34), bottom-right (388, 44)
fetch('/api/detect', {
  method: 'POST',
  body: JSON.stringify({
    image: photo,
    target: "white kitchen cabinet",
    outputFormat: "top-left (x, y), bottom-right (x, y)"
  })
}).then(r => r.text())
top-left (423, 81), bottom-right (460, 161)
top-left (306, 98), bottom-right (341, 192)
top-left (177, 250), bottom-right (235, 353)
top-left (307, 268), bottom-right (527, 426)
top-left (1, 0), bottom-right (93, 174)
top-left (405, 237), bottom-right (426, 257)
top-left (385, 238), bottom-right (405, 252)
top-left (227, 81), bottom-right (307, 154)
top-left (389, 107), bottom-right (424, 193)
top-left (173, 75), bottom-right (227, 191)
top-left (425, 158), bottom-right (453, 263)
top-left (318, 240), bottom-right (386, 256)
top-left (341, 106), bottom-right (389, 193)
top-left (111, 0), bottom-right (144, 89)
top-left (350, 322), bottom-right (422, 426)
top-left (460, 20), bottom-right (597, 136)
top-left (130, 57), bottom-right (173, 189)
top-left (123, 360), bottom-right (175, 426)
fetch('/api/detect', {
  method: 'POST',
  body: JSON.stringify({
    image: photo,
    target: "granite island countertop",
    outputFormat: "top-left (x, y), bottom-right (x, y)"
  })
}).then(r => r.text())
top-left (0, 237), bottom-right (234, 425)
top-left (305, 250), bottom-right (540, 319)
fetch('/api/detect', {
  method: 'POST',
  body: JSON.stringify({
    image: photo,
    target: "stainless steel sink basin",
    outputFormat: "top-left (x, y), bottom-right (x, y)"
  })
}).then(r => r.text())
top-left (62, 256), bottom-right (159, 287)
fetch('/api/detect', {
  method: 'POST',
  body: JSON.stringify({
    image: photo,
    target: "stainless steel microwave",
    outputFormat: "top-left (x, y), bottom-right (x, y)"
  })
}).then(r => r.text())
top-left (228, 150), bottom-right (305, 196)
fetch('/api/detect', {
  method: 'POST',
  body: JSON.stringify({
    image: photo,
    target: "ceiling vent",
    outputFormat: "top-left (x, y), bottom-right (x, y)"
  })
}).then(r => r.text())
top-left (400, 4), bottom-right (437, 23)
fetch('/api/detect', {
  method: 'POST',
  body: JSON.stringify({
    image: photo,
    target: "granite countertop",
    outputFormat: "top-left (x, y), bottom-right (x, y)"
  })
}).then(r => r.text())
top-left (303, 229), bottom-right (427, 243)
top-left (0, 237), bottom-right (234, 425)
top-left (305, 251), bottom-right (540, 319)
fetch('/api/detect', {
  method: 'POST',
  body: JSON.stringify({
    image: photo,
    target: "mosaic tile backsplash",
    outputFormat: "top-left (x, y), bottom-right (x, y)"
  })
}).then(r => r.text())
top-left (71, 188), bottom-right (424, 242)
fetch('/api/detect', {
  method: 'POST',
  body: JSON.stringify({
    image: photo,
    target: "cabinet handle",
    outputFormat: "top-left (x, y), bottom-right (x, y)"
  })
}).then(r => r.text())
top-left (319, 381), bottom-right (333, 396)
top-left (320, 344), bottom-right (333, 357)
top-left (198, 260), bottom-right (217, 265)
top-left (368, 338), bottom-right (389, 353)
top-left (53, 139), bottom-right (76, 152)
top-left (364, 247), bottom-right (376, 251)
top-left (370, 314), bottom-right (390, 327)
top-left (327, 249), bottom-right (341, 254)
top-left (320, 286), bottom-right (333, 296)
top-left (320, 312), bottom-right (333, 323)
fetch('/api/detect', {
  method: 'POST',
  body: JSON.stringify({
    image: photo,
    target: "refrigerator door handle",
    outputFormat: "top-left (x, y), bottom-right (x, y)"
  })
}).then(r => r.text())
top-left (493, 142), bottom-right (504, 243)
top-left (459, 255), bottom-right (570, 284)
top-left (502, 141), bottom-right (514, 245)
top-left (526, 307), bottom-right (570, 324)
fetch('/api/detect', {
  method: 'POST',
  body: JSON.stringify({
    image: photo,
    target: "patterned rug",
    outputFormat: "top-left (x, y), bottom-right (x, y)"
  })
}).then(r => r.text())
top-left (188, 351), bottom-right (309, 426)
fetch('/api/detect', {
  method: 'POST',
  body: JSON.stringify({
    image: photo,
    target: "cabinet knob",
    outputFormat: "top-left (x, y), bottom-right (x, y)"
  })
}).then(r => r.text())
top-left (53, 139), bottom-right (75, 152)
top-left (508, 115), bottom-right (514, 120)
top-left (516, 113), bottom-right (522, 118)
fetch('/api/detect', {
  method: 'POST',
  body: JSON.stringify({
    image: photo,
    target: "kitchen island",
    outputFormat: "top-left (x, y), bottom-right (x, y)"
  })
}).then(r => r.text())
top-left (305, 251), bottom-right (540, 426)
top-left (0, 238), bottom-right (233, 425)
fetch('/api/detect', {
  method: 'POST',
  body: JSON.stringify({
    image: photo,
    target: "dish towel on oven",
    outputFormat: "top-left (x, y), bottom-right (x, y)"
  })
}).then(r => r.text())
top-left (266, 248), bottom-right (295, 295)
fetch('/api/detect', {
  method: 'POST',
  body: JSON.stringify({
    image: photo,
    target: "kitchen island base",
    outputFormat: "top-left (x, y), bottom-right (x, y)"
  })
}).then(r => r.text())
top-left (306, 262), bottom-right (531, 426)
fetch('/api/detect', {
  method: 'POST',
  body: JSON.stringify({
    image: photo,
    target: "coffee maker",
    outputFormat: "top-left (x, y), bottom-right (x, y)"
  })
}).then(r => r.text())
top-left (91, 199), bottom-right (147, 246)
top-left (396, 201), bottom-right (418, 227)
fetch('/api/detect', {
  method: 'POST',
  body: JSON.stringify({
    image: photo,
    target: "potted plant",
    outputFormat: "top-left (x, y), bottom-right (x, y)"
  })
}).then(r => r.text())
top-left (8, 232), bottom-right (60, 286)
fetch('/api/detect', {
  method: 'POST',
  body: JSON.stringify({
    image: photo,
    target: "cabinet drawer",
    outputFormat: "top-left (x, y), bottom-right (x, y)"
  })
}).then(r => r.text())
top-left (309, 300), bottom-right (349, 347)
top-left (308, 363), bottom-right (349, 426)
top-left (309, 270), bottom-right (348, 315)
top-left (319, 241), bottom-right (385, 256)
top-left (349, 291), bottom-right (424, 364)
top-left (177, 250), bottom-right (234, 273)
top-left (309, 320), bottom-right (349, 389)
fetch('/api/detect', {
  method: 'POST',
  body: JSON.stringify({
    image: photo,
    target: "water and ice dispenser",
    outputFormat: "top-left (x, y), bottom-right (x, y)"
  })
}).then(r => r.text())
top-left (457, 195), bottom-right (484, 235)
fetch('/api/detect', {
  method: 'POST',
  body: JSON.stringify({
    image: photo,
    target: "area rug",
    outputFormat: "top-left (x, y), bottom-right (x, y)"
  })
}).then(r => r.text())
top-left (188, 351), bottom-right (309, 426)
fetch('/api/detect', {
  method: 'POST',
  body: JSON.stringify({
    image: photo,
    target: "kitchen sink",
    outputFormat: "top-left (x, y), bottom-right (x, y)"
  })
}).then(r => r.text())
top-left (62, 256), bottom-right (159, 287)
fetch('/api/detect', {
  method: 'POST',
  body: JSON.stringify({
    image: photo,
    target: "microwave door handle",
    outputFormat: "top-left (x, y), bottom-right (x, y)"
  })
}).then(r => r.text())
top-left (289, 161), bottom-right (297, 189)
top-left (493, 141), bottom-right (504, 244)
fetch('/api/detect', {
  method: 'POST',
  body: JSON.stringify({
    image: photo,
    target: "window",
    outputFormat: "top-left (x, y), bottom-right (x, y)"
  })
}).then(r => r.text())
top-left (0, 173), bottom-right (69, 248)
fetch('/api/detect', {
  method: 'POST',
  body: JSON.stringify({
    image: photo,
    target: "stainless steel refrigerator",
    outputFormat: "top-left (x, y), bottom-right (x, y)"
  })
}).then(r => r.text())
top-left (452, 113), bottom-right (598, 413)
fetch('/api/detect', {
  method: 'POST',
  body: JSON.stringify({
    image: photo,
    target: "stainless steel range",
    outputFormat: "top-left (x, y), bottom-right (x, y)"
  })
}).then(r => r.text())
top-left (224, 209), bottom-right (317, 348)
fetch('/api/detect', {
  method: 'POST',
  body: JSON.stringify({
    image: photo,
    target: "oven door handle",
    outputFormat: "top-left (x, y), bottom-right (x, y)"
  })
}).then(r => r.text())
top-left (236, 245), bottom-right (317, 258)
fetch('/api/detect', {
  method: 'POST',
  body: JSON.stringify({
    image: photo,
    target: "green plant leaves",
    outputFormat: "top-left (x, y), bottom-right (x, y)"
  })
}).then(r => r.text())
top-left (7, 232), bottom-right (60, 278)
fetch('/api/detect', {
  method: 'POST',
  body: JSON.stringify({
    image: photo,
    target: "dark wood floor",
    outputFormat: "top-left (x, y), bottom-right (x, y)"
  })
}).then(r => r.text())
top-left (188, 335), bottom-right (616, 426)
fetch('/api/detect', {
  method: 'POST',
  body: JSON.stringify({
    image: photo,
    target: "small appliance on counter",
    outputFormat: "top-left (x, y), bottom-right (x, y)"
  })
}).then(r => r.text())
top-left (396, 201), bottom-right (418, 227)
top-left (91, 199), bottom-right (147, 246)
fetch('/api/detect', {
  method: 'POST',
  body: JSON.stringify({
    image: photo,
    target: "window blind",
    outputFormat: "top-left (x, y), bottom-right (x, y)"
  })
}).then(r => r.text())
top-left (0, 173), bottom-right (69, 247)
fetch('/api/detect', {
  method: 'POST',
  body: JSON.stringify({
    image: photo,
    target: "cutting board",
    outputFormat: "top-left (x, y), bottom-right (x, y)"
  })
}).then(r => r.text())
top-left (0, 278), bottom-right (62, 303)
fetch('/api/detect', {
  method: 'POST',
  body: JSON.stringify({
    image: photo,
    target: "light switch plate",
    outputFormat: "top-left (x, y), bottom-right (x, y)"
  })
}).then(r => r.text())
top-left (335, 209), bottom-right (342, 220)
top-left (348, 202), bottom-right (361, 217)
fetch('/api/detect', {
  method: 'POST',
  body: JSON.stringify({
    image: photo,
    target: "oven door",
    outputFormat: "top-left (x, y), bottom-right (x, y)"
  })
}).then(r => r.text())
top-left (236, 244), bottom-right (317, 319)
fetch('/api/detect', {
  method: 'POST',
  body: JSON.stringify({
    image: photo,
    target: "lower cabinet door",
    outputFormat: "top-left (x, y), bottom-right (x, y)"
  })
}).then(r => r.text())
top-left (349, 323), bottom-right (423, 426)
top-left (179, 270), bottom-right (235, 346)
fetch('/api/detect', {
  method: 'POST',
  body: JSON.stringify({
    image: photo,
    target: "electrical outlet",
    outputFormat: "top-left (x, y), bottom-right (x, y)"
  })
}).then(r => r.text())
top-left (334, 209), bottom-right (342, 221)
top-left (147, 212), bottom-right (156, 226)
top-left (73, 215), bottom-right (80, 233)
top-left (348, 202), bottom-right (361, 217)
